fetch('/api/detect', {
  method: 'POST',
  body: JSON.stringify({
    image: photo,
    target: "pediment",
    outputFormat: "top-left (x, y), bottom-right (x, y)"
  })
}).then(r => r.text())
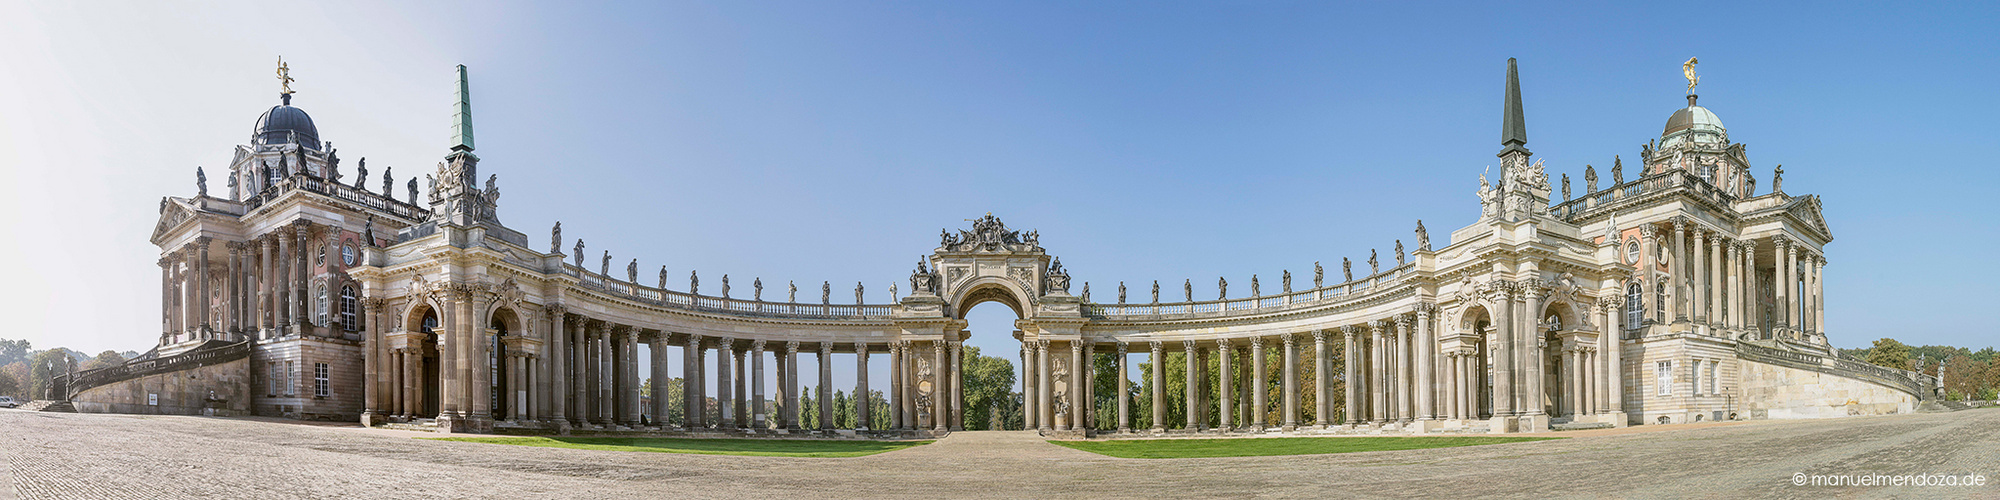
top-left (150, 197), bottom-right (197, 243)
top-left (1784, 195), bottom-right (1832, 241)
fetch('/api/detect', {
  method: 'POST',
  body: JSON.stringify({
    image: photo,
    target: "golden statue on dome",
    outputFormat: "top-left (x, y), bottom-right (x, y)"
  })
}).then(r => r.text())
top-left (1682, 57), bottom-right (1699, 94)
top-left (277, 57), bottom-right (296, 96)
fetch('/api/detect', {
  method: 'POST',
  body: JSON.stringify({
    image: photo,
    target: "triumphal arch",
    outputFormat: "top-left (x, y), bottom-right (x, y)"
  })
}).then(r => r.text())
top-left (87, 58), bottom-right (1939, 436)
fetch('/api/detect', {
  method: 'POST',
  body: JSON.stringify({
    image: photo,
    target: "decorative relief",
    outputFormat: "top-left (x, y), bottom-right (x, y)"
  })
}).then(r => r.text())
top-left (939, 212), bottom-right (1041, 253)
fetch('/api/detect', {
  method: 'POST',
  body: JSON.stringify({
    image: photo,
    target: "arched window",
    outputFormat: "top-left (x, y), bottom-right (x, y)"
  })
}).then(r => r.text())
top-left (339, 285), bottom-right (357, 331)
top-left (1655, 282), bottom-right (1668, 323)
top-left (1625, 282), bottom-right (1644, 329)
top-left (315, 284), bottom-right (328, 326)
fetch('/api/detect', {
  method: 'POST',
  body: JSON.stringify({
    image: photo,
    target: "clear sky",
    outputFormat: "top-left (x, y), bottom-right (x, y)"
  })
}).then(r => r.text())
top-left (3, 2), bottom-right (1996, 392)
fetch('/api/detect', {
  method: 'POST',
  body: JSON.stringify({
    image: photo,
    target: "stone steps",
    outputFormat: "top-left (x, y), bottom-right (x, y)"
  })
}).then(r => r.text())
top-left (376, 419), bottom-right (439, 432)
top-left (17, 400), bottom-right (76, 413)
top-left (1551, 422), bottom-right (1613, 431)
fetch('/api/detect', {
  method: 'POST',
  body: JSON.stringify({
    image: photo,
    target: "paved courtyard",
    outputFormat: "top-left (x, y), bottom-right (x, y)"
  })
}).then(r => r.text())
top-left (5, 409), bottom-right (1998, 499)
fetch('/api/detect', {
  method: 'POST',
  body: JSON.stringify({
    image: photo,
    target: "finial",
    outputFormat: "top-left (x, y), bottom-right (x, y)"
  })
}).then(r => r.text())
top-left (1499, 57), bottom-right (1529, 157)
top-left (276, 56), bottom-right (296, 105)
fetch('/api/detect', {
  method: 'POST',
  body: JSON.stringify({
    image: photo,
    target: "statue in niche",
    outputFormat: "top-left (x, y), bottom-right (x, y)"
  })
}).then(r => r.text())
top-left (789, 281), bottom-right (797, 302)
top-left (1369, 250), bottom-right (1379, 275)
top-left (722, 275), bottom-right (731, 298)
top-left (1250, 275), bottom-right (1260, 297)
top-left (855, 282), bottom-right (864, 304)
top-left (690, 270), bottom-right (699, 294)
top-left (195, 166), bottom-right (207, 197)
top-left (1612, 155), bottom-right (1624, 184)
top-left (1118, 282), bottom-right (1127, 304)
top-left (1772, 164), bottom-right (1784, 193)
top-left (599, 251), bottom-right (610, 277)
top-left (626, 259), bottom-right (637, 283)
top-left (754, 278), bottom-right (763, 301)
top-left (1315, 262), bottom-right (1324, 287)
top-left (1561, 173), bottom-right (1571, 201)
top-left (1396, 240), bottom-right (1405, 266)
top-left (1416, 220), bottom-right (1430, 251)
top-left (1217, 277), bottom-right (1227, 299)
top-left (550, 222), bottom-right (562, 253)
top-left (658, 266), bottom-right (668, 289)
top-left (822, 281), bottom-right (831, 304)
top-left (572, 239), bottom-right (585, 268)
top-left (1182, 279), bottom-right (1191, 302)
top-left (355, 158), bottom-right (368, 190)
top-left (1342, 258), bottom-right (1352, 282)
top-left (1584, 165), bottom-right (1598, 193)
top-left (1282, 271), bottom-right (1291, 293)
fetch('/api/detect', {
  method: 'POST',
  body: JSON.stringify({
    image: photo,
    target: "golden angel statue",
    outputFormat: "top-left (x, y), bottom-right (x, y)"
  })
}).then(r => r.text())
top-left (1682, 57), bottom-right (1699, 94)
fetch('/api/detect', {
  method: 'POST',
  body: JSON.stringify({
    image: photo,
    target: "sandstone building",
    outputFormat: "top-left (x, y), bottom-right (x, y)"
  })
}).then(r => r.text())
top-left (72, 58), bottom-right (1936, 435)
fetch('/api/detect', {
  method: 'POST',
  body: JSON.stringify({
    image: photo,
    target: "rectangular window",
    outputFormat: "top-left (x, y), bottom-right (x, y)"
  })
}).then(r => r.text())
top-left (1691, 360), bottom-right (1703, 396)
top-left (1711, 361), bottom-right (1721, 395)
top-left (1656, 361), bottom-right (1672, 396)
top-left (268, 363), bottom-right (281, 395)
top-left (314, 363), bottom-right (330, 397)
top-left (286, 361), bottom-right (296, 396)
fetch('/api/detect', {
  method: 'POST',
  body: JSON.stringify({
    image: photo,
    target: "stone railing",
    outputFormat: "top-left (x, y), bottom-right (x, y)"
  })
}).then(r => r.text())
top-left (1736, 340), bottom-right (1930, 399)
top-left (565, 264), bottom-right (893, 319)
top-left (1083, 265), bottom-right (1412, 320)
top-left (244, 174), bottom-right (432, 223)
top-left (1552, 170), bottom-right (1736, 221)
top-left (61, 340), bottom-right (253, 399)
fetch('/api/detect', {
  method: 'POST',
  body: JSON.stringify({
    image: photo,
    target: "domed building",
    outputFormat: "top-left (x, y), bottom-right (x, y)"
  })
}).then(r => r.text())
top-left (63, 59), bottom-right (1933, 436)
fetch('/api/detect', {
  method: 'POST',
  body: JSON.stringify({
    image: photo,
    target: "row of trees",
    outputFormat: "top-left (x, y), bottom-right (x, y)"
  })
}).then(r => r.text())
top-left (0, 338), bottom-right (136, 401)
top-left (1849, 338), bottom-right (2000, 400)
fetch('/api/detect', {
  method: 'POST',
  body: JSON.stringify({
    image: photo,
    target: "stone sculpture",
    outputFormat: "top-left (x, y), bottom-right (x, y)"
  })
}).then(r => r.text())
top-left (1585, 165), bottom-right (1597, 193)
top-left (1218, 277), bottom-right (1227, 300)
top-left (1612, 155), bottom-right (1623, 184)
top-left (355, 158), bottom-right (368, 190)
top-left (1416, 220), bottom-right (1430, 251)
top-left (1282, 271), bottom-right (1291, 293)
top-left (691, 271), bottom-right (700, 294)
top-left (195, 167), bottom-right (207, 197)
top-left (550, 221), bottom-right (561, 253)
top-left (754, 278), bottom-right (763, 301)
top-left (1315, 262), bottom-right (1324, 287)
top-left (722, 274), bottom-right (731, 298)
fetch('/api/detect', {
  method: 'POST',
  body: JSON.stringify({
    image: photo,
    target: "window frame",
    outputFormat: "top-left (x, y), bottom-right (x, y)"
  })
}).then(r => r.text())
top-left (314, 363), bottom-right (330, 398)
top-left (340, 244), bottom-right (356, 266)
top-left (1656, 360), bottom-right (1673, 396)
top-left (339, 285), bottom-right (358, 331)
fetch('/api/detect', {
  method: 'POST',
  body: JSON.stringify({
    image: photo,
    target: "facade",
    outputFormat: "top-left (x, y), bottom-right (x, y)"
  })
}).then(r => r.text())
top-left (122, 58), bottom-right (1933, 435)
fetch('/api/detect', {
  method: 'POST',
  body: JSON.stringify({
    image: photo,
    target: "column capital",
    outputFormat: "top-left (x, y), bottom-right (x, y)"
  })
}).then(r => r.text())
top-left (542, 302), bottom-right (566, 318)
top-left (785, 341), bottom-right (799, 354)
top-left (1116, 340), bottom-right (1128, 354)
top-left (1280, 331), bottom-right (1295, 346)
top-left (1671, 215), bottom-right (1689, 231)
top-left (1343, 324), bottom-right (1362, 338)
top-left (1148, 340), bottom-right (1162, 352)
top-left (1072, 341), bottom-right (1083, 355)
top-left (751, 339), bottom-right (766, 351)
top-left (819, 342), bottom-right (832, 355)
top-left (1395, 313), bottom-right (1412, 330)
top-left (1249, 336), bottom-right (1264, 349)
top-left (1311, 329), bottom-right (1327, 343)
top-left (1182, 339), bottom-right (1196, 351)
top-left (1036, 339), bottom-right (1050, 349)
top-left (1216, 337), bottom-right (1232, 348)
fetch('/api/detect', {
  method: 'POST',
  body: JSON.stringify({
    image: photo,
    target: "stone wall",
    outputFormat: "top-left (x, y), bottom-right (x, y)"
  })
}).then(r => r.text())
top-left (71, 357), bottom-right (251, 416)
top-left (251, 337), bottom-right (366, 420)
top-left (1740, 357), bottom-right (1915, 419)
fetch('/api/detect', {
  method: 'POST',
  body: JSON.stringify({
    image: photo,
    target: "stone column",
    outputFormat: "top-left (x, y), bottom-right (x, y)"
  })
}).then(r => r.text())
top-left (816, 343), bottom-right (831, 431)
top-left (1148, 341), bottom-right (1164, 432)
top-left (1280, 332), bottom-right (1298, 430)
top-left (404, 346), bottom-right (421, 418)
top-left (1177, 340), bottom-right (1196, 431)
top-left (1369, 321), bottom-right (1387, 424)
top-left (1605, 300), bottom-right (1624, 414)
top-left (715, 338), bottom-right (734, 428)
top-left (1310, 331), bottom-right (1328, 428)
top-left (1083, 342), bottom-right (1096, 431)
top-left (742, 340), bottom-right (761, 430)
top-left (784, 342), bottom-right (800, 430)
top-left (1395, 316), bottom-right (1413, 424)
top-left (1692, 228), bottom-right (1707, 325)
top-left (1670, 218), bottom-right (1687, 322)
top-left (1710, 236), bottom-right (1725, 329)
top-left (1112, 342), bottom-right (1129, 433)
top-left (1208, 338), bottom-right (1224, 432)
top-left (1493, 285), bottom-right (1515, 420)
top-left (1031, 339), bottom-right (1049, 431)
top-left (293, 223), bottom-right (309, 331)
top-left (1019, 341), bottom-right (1035, 430)
top-left (1774, 237), bottom-right (1791, 332)
top-left (1343, 326), bottom-right (1360, 425)
top-left (624, 328), bottom-right (641, 426)
top-left (1814, 256), bottom-right (1827, 334)
top-left (679, 334), bottom-right (698, 428)
top-left (1445, 353), bottom-right (1460, 420)
top-left (851, 344), bottom-right (869, 431)
top-left (194, 237), bottom-right (211, 334)
top-left (225, 243), bottom-right (239, 333)
top-left (933, 341), bottom-right (949, 432)
top-left (568, 320), bottom-right (586, 426)
top-left (950, 340), bottom-right (964, 431)
top-left (1251, 336), bottom-right (1268, 430)
top-left (1419, 306), bottom-right (1438, 420)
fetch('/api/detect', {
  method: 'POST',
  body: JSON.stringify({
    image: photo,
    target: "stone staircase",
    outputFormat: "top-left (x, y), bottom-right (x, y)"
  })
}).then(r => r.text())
top-left (1551, 421), bottom-right (1612, 431)
top-left (17, 400), bottom-right (77, 413)
top-left (377, 418), bottom-right (439, 432)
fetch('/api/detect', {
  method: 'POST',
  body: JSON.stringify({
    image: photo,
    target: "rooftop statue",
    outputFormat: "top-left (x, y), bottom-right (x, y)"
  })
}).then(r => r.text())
top-left (754, 278), bottom-right (763, 301)
top-left (550, 221), bottom-right (561, 253)
top-left (598, 250), bottom-right (609, 277)
top-left (1343, 258), bottom-right (1352, 282)
top-left (658, 266), bottom-right (667, 289)
top-left (195, 166), bottom-right (207, 197)
top-left (355, 158), bottom-right (368, 190)
top-left (1683, 56), bottom-right (1700, 94)
top-left (822, 281), bottom-right (831, 305)
top-left (1395, 240), bottom-right (1405, 266)
top-left (1315, 261), bottom-right (1324, 287)
top-left (626, 259), bottom-right (637, 283)
top-left (690, 270), bottom-right (699, 294)
top-left (1612, 156), bottom-right (1623, 184)
top-left (1250, 275), bottom-right (1259, 297)
top-left (1151, 280), bottom-right (1160, 304)
top-left (1282, 270), bottom-right (1291, 293)
top-left (572, 239), bottom-right (584, 268)
top-left (1218, 277), bottom-right (1227, 299)
top-left (1183, 279), bottom-right (1192, 302)
top-left (1584, 165), bottom-right (1597, 193)
top-left (1416, 220), bottom-right (1430, 251)
top-left (789, 281), bottom-right (797, 302)
top-left (383, 166), bottom-right (394, 197)
top-left (722, 274), bottom-right (730, 298)
top-left (1118, 282), bottom-right (1127, 304)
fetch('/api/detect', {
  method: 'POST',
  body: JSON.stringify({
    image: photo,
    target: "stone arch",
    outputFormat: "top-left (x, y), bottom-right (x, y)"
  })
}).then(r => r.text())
top-left (486, 305), bottom-right (526, 419)
top-left (947, 277), bottom-right (1033, 320)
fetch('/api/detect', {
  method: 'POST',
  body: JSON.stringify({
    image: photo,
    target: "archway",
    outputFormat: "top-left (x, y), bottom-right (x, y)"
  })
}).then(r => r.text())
top-left (403, 304), bottom-right (442, 418)
top-left (1458, 304), bottom-right (1493, 419)
top-left (1541, 301), bottom-right (1582, 418)
top-left (487, 307), bottom-right (523, 421)
top-left (951, 280), bottom-right (1034, 432)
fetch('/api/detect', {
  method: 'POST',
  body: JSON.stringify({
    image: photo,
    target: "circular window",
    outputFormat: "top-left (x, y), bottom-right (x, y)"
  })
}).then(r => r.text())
top-left (317, 245), bottom-right (326, 265)
top-left (341, 245), bottom-right (356, 266)
top-left (1625, 241), bottom-right (1640, 265)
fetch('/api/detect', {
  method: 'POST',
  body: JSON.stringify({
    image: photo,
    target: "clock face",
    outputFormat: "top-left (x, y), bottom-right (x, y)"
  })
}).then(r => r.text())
top-left (341, 245), bottom-right (356, 266)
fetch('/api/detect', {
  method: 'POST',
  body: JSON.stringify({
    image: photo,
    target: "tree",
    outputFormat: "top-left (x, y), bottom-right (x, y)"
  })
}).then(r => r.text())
top-left (1865, 338), bottom-right (1913, 371)
top-left (85, 350), bottom-right (127, 371)
top-left (28, 348), bottom-right (78, 400)
top-left (0, 338), bottom-right (29, 368)
top-left (833, 390), bottom-right (852, 429)
top-left (959, 346), bottom-right (1018, 430)
top-left (1943, 355), bottom-right (1987, 400)
top-left (0, 368), bottom-right (16, 399)
top-left (0, 362), bottom-right (26, 399)
top-left (799, 387), bottom-right (818, 430)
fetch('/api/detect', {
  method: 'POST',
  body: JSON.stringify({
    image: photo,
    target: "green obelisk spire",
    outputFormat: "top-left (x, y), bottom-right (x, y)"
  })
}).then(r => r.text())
top-left (1499, 58), bottom-right (1529, 157)
top-left (450, 64), bottom-right (475, 152)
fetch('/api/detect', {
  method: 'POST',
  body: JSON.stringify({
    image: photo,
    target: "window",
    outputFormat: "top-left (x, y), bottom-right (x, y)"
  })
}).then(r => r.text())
top-left (316, 245), bottom-right (326, 265)
top-left (339, 285), bottom-right (358, 331)
top-left (1625, 282), bottom-right (1644, 329)
top-left (268, 363), bottom-right (281, 395)
top-left (1691, 360), bottom-right (1704, 396)
top-left (1656, 283), bottom-right (1668, 323)
top-left (285, 361), bottom-right (296, 396)
top-left (314, 363), bottom-right (330, 397)
top-left (1624, 241), bottom-right (1640, 265)
top-left (316, 285), bottom-right (328, 326)
top-left (1710, 361), bottom-right (1721, 395)
top-left (340, 244), bottom-right (356, 266)
top-left (1656, 361), bottom-right (1673, 396)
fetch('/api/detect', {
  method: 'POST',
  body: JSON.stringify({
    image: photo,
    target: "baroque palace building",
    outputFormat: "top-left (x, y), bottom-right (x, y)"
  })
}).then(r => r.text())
top-left (78, 58), bottom-right (1936, 435)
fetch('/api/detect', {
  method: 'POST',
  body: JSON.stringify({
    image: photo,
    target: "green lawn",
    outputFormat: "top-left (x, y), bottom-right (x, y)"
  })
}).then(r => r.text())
top-left (1050, 435), bottom-right (1558, 459)
top-left (424, 436), bottom-right (932, 458)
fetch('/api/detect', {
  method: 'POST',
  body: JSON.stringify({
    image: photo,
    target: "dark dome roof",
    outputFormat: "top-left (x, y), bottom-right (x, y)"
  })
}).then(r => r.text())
top-left (252, 102), bottom-right (321, 150)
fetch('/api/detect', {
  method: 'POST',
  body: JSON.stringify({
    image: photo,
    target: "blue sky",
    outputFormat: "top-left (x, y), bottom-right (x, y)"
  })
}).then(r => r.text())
top-left (3, 2), bottom-right (1996, 389)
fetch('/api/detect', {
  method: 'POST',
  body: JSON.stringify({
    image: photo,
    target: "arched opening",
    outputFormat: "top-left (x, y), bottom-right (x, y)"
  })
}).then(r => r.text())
top-left (488, 307), bottom-right (523, 421)
top-left (1458, 304), bottom-right (1493, 420)
top-left (402, 304), bottom-right (442, 418)
top-left (954, 282), bottom-right (1030, 431)
top-left (1541, 301), bottom-right (1578, 417)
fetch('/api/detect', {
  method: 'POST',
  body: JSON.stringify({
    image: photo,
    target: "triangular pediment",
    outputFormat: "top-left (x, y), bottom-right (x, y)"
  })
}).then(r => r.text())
top-left (150, 197), bottom-right (197, 244)
top-left (1784, 195), bottom-right (1832, 241)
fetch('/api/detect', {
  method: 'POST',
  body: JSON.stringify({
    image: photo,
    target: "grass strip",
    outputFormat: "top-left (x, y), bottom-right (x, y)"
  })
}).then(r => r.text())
top-left (425, 436), bottom-right (932, 458)
top-left (1050, 435), bottom-right (1558, 459)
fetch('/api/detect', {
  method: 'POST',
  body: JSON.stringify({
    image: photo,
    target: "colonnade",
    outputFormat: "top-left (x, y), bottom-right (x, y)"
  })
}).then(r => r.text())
top-left (1639, 217), bottom-right (1825, 340)
top-left (160, 219), bottom-right (335, 346)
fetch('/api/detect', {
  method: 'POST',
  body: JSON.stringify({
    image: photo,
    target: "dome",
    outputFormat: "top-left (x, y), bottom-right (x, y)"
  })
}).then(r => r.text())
top-left (1659, 96), bottom-right (1725, 148)
top-left (252, 100), bottom-right (321, 150)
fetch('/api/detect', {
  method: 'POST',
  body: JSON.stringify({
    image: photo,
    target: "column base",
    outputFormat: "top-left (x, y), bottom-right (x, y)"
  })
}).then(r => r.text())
top-left (1403, 420), bottom-right (1438, 434)
top-left (359, 410), bottom-right (382, 427)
